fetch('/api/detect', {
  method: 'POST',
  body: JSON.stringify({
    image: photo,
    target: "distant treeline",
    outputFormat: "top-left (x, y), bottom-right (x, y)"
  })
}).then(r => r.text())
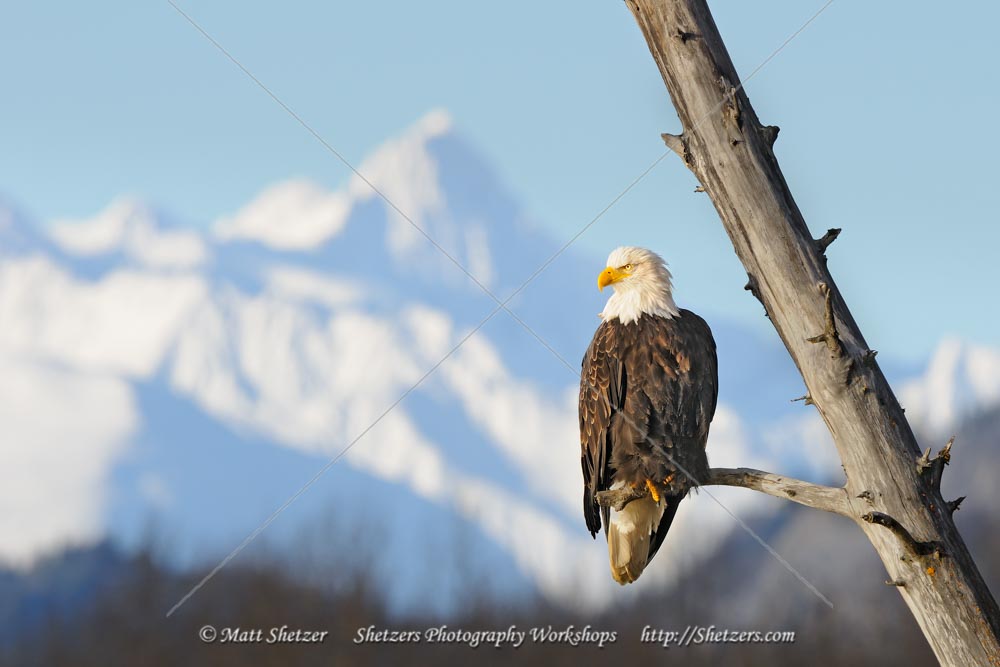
top-left (2, 523), bottom-right (941, 667)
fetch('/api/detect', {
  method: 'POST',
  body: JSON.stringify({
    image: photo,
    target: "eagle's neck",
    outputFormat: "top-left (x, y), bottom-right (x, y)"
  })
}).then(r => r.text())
top-left (601, 282), bottom-right (679, 325)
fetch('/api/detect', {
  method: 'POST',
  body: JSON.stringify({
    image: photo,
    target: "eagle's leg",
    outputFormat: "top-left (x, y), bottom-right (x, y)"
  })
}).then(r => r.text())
top-left (644, 479), bottom-right (661, 503)
top-left (663, 472), bottom-right (676, 486)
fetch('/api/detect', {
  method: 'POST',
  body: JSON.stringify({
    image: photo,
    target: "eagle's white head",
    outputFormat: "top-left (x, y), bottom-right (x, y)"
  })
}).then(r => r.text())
top-left (598, 246), bottom-right (679, 324)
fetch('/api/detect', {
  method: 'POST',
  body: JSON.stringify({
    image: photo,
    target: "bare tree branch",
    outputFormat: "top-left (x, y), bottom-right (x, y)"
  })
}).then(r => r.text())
top-left (862, 512), bottom-right (942, 558)
top-left (815, 227), bottom-right (842, 254)
top-left (917, 436), bottom-right (954, 491)
top-left (596, 467), bottom-right (851, 517)
top-left (706, 468), bottom-right (851, 516)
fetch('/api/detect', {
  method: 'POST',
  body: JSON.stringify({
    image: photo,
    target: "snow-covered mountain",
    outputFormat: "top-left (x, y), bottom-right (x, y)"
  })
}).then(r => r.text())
top-left (899, 338), bottom-right (1000, 437)
top-left (2, 110), bottom-right (998, 616)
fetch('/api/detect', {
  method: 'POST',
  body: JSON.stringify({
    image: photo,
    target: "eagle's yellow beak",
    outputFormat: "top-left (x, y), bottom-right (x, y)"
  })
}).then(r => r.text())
top-left (598, 266), bottom-right (626, 291)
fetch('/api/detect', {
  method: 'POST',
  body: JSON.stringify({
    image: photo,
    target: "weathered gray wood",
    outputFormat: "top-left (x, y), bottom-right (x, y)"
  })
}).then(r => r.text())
top-left (596, 467), bottom-right (851, 516)
top-left (704, 468), bottom-right (851, 516)
top-left (624, 1), bottom-right (1000, 664)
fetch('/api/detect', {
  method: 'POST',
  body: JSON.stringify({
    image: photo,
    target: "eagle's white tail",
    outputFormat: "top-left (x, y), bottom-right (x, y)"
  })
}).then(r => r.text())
top-left (607, 483), bottom-right (666, 585)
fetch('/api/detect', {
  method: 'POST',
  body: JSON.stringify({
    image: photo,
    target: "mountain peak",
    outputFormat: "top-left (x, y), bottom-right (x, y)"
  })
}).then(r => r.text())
top-left (211, 110), bottom-right (456, 252)
top-left (410, 107), bottom-right (453, 140)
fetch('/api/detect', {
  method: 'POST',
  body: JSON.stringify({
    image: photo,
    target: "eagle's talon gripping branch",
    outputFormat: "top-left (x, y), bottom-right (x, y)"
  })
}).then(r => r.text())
top-left (595, 485), bottom-right (652, 512)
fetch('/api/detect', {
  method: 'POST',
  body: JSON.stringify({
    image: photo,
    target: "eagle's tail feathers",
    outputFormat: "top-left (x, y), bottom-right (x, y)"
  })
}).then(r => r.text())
top-left (606, 483), bottom-right (668, 585)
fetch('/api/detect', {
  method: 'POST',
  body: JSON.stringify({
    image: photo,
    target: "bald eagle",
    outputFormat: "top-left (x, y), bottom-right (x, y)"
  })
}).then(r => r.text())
top-left (580, 246), bottom-right (718, 584)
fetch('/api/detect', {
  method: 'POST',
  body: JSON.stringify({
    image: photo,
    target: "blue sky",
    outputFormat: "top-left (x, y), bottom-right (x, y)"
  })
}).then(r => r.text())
top-left (2, 1), bottom-right (999, 361)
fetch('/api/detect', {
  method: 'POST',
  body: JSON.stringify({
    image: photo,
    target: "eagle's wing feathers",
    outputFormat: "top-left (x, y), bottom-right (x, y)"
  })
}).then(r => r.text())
top-left (580, 321), bottom-right (620, 537)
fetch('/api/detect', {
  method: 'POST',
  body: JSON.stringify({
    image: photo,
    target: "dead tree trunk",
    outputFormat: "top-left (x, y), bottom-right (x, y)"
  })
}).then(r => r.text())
top-left (623, 1), bottom-right (1000, 663)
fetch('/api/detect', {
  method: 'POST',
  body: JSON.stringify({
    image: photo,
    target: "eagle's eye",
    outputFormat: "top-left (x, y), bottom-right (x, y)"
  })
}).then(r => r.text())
top-left (623, 263), bottom-right (633, 271)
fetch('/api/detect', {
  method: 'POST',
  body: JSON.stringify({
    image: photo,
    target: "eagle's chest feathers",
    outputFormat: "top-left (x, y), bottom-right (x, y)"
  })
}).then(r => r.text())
top-left (600, 280), bottom-right (679, 325)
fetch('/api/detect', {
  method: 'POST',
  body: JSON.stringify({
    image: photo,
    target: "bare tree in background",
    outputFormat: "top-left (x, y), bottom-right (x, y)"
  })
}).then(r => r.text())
top-left (617, 1), bottom-right (1000, 664)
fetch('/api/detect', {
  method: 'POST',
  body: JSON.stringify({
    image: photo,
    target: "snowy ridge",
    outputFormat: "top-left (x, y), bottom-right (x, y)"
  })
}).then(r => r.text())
top-left (50, 198), bottom-right (207, 269)
top-left (900, 337), bottom-right (1000, 436)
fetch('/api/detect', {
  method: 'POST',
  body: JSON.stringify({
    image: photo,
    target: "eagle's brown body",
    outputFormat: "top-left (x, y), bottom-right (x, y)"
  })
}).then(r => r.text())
top-left (580, 309), bottom-right (718, 583)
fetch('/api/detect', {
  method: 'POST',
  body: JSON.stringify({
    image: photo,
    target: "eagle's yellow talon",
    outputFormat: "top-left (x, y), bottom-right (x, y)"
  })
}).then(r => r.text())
top-left (663, 472), bottom-right (676, 486)
top-left (645, 479), bottom-right (661, 503)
